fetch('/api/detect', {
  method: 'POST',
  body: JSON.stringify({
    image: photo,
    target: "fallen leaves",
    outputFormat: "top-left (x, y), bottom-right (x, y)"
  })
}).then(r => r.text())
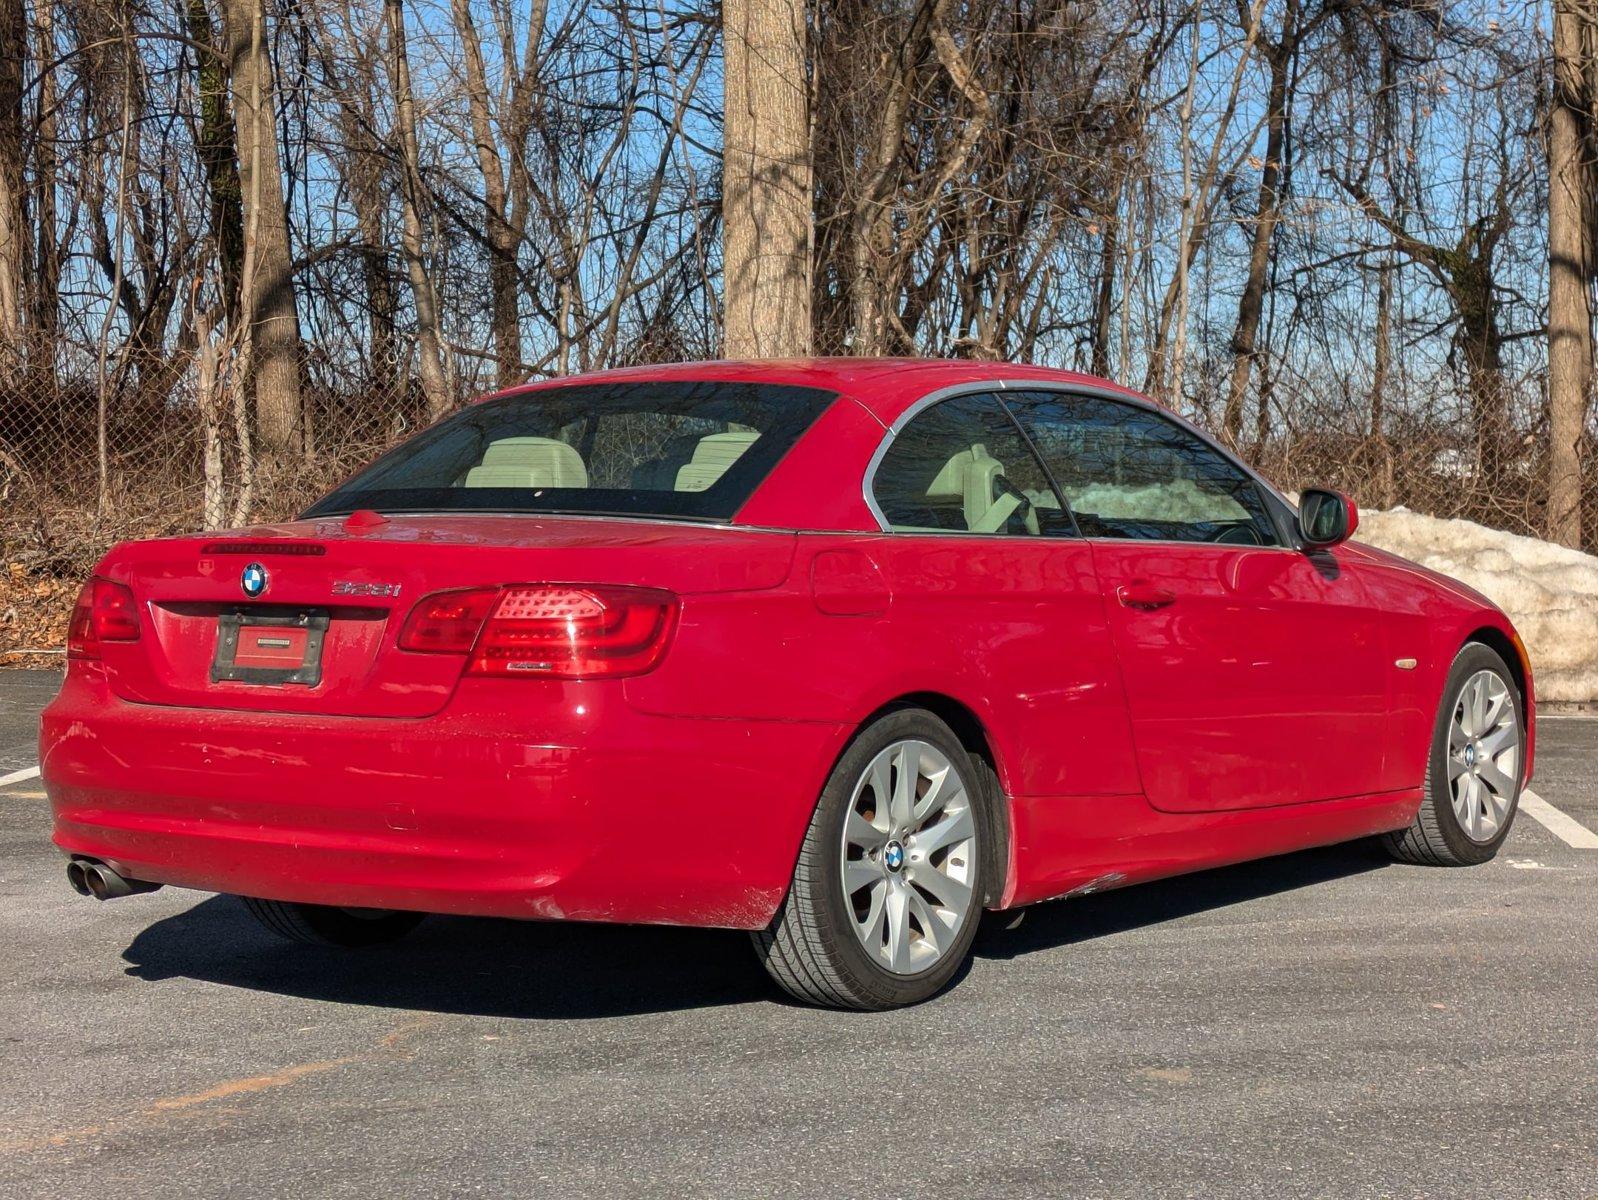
top-left (0, 562), bottom-right (75, 665)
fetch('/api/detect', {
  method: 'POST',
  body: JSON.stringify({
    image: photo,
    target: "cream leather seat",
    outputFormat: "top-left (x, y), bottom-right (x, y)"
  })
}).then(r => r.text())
top-left (675, 431), bottom-right (759, 492)
top-left (463, 437), bottom-right (589, 489)
top-left (924, 444), bottom-right (1038, 534)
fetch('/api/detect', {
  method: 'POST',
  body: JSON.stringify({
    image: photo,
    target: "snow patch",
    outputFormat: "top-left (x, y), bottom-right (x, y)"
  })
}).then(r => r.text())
top-left (1071, 479), bottom-right (1248, 524)
top-left (1356, 507), bottom-right (1598, 702)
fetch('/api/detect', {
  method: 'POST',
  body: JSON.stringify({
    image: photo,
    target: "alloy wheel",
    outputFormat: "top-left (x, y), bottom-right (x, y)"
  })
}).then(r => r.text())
top-left (1448, 669), bottom-right (1521, 843)
top-left (840, 739), bottom-right (978, 975)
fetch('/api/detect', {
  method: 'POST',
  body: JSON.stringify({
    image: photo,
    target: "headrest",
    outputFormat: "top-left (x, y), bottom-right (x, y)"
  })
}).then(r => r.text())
top-left (675, 431), bottom-right (760, 493)
top-left (464, 437), bottom-right (588, 489)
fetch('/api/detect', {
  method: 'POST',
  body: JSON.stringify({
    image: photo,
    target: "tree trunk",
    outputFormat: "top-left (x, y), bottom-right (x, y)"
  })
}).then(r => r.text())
top-left (1223, 0), bottom-right (1298, 445)
top-left (1370, 258), bottom-right (1395, 507)
top-left (187, 0), bottom-right (244, 320)
top-left (1089, 203), bottom-right (1119, 378)
top-left (722, 0), bottom-right (812, 358)
top-left (31, 0), bottom-right (58, 368)
top-left (385, 0), bottom-right (450, 419)
top-left (0, 0), bottom-right (27, 377)
top-left (223, 0), bottom-right (304, 455)
top-left (450, 0), bottom-right (521, 387)
top-left (1457, 259), bottom-right (1509, 495)
top-left (1547, 0), bottom-right (1593, 549)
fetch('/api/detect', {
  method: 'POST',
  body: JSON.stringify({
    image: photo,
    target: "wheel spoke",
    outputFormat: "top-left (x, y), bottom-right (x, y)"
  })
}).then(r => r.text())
top-left (905, 890), bottom-right (948, 956)
top-left (1469, 677), bottom-right (1489, 737)
top-left (1471, 776), bottom-right (1490, 837)
top-left (843, 857), bottom-right (881, 896)
top-left (1451, 783), bottom-right (1471, 830)
top-left (855, 879), bottom-right (887, 946)
top-left (1482, 687), bottom-right (1509, 733)
top-left (1456, 777), bottom-right (1478, 838)
top-left (884, 882), bottom-right (912, 973)
top-left (866, 753), bottom-right (894, 826)
top-left (888, 742), bottom-right (920, 830)
top-left (1479, 723), bottom-right (1517, 759)
top-left (907, 862), bottom-right (972, 915)
top-left (1482, 785), bottom-right (1505, 826)
top-left (913, 762), bottom-right (965, 826)
top-left (1447, 755), bottom-right (1469, 782)
top-left (1476, 757), bottom-right (1516, 799)
top-left (846, 809), bottom-right (887, 852)
top-left (916, 806), bottom-right (974, 858)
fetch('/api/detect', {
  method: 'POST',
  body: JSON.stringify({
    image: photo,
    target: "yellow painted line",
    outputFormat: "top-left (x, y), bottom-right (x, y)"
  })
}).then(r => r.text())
top-left (1521, 789), bottom-right (1598, 850)
top-left (144, 1059), bottom-right (349, 1113)
top-left (0, 1014), bottom-right (441, 1156)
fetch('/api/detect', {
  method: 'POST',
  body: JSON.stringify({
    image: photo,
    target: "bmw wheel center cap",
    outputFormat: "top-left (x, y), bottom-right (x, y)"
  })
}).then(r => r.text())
top-left (884, 841), bottom-right (905, 873)
top-left (241, 562), bottom-right (268, 598)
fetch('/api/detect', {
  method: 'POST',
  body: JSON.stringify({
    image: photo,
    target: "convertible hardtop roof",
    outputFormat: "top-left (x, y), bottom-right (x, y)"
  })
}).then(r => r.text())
top-left (487, 358), bottom-right (1153, 429)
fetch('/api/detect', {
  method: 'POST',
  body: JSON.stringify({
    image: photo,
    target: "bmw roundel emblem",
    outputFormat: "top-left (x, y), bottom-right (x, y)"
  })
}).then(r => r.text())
top-left (241, 562), bottom-right (268, 598)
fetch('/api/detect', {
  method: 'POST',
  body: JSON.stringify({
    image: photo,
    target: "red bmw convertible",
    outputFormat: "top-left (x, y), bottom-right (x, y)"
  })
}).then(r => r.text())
top-left (42, 359), bottom-right (1533, 1009)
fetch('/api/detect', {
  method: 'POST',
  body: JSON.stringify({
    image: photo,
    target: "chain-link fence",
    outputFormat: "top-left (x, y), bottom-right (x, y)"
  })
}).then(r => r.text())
top-left (3, 355), bottom-right (1593, 663)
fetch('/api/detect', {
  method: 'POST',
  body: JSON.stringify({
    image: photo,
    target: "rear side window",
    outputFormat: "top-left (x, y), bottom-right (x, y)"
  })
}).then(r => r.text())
top-left (870, 392), bottom-right (1065, 536)
top-left (1006, 392), bottom-right (1280, 545)
top-left (304, 381), bottom-right (834, 522)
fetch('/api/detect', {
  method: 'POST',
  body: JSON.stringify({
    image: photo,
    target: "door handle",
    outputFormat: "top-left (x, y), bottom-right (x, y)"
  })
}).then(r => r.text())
top-left (1117, 580), bottom-right (1176, 610)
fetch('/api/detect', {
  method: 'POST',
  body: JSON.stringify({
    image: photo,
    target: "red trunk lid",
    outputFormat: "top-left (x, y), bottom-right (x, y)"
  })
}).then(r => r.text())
top-left (93, 515), bottom-right (795, 717)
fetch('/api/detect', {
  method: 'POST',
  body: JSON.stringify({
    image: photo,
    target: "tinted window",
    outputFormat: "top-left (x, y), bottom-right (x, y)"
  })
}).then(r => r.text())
top-left (304, 381), bottom-right (833, 522)
top-left (1007, 392), bottom-right (1279, 545)
top-left (871, 393), bottom-right (1063, 535)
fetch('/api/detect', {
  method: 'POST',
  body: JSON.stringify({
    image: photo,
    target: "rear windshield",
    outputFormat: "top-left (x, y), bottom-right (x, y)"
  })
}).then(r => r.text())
top-left (303, 380), bottom-right (835, 522)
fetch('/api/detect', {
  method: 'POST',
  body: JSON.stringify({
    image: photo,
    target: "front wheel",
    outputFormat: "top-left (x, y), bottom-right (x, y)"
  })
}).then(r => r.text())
top-left (753, 709), bottom-right (990, 1010)
top-left (1383, 643), bottom-right (1524, 866)
top-left (243, 897), bottom-right (426, 947)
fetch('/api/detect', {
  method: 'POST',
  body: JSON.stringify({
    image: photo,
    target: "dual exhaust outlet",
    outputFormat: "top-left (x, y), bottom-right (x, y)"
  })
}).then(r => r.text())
top-left (66, 857), bottom-right (161, 901)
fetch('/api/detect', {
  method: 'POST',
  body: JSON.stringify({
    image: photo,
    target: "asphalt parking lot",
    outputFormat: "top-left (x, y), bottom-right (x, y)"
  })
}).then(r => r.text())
top-left (2, 669), bottom-right (1594, 1199)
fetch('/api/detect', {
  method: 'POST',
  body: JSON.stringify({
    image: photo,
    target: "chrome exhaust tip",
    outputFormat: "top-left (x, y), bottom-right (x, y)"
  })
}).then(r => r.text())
top-left (65, 858), bottom-right (92, 896)
top-left (68, 858), bottom-right (161, 901)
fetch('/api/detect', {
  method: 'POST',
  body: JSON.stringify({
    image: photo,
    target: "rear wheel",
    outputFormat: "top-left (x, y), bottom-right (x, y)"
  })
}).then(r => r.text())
top-left (753, 709), bottom-right (989, 1010)
top-left (242, 897), bottom-right (425, 947)
top-left (1383, 643), bottom-right (1524, 866)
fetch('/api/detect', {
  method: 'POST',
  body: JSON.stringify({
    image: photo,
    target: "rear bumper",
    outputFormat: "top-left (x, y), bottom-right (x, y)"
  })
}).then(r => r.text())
top-left (42, 670), bottom-right (847, 930)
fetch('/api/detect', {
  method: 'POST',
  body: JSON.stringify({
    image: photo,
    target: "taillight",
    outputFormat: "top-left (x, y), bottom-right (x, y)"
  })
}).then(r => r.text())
top-left (397, 587), bottom-right (500, 654)
top-left (398, 584), bottom-right (678, 679)
top-left (67, 579), bottom-right (142, 660)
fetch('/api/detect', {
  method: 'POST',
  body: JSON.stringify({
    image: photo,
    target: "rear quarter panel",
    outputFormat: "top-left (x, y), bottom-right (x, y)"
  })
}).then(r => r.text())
top-left (624, 533), bottom-right (1142, 799)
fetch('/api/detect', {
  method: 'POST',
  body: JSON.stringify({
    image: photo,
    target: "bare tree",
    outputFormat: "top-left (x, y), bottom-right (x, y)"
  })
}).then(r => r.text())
top-left (722, 0), bottom-right (812, 357)
top-left (1223, 0), bottom-right (1327, 444)
top-left (1546, 0), bottom-right (1595, 548)
top-left (223, 0), bottom-right (305, 453)
top-left (0, 0), bottom-right (27, 375)
top-left (384, 0), bottom-right (450, 418)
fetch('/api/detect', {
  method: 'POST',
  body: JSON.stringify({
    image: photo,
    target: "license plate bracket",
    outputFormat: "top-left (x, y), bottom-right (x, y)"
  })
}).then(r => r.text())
top-left (211, 609), bottom-right (329, 686)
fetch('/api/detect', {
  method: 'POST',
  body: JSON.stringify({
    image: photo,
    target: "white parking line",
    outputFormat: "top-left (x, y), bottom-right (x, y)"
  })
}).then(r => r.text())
top-left (1520, 789), bottom-right (1598, 849)
top-left (0, 765), bottom-right (41, 788)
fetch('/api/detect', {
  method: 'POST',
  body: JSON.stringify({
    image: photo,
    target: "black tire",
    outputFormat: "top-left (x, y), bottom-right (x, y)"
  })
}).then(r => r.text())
top-left (752, 708), bottom-right (991, 1010)
top-left (1382, 642), bottom-right (1524, 866)
top-left (242, 897), bottom-right (426, 947)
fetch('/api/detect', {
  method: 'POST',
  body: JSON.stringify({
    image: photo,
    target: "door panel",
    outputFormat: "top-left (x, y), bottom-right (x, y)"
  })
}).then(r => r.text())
top-left (1092, 541), bottom-right (1389, 811)
top-left (853, 388), bottom-right (1139, 798)
top-left (865, 536), bottom-right (1141, 798)
top-left (1001, 388), bottom-right (1392, 813)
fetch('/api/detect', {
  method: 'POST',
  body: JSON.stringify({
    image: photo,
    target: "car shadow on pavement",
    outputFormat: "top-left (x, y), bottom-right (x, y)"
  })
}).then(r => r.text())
top-left (973, 839), bottom-right (1391, 960)
top-left (120, 841), bottom-right (1391, 1019)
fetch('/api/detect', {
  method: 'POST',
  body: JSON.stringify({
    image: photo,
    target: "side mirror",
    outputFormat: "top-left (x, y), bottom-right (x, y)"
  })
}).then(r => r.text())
top-left (1298, 489), bottom-right (1358, 549)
